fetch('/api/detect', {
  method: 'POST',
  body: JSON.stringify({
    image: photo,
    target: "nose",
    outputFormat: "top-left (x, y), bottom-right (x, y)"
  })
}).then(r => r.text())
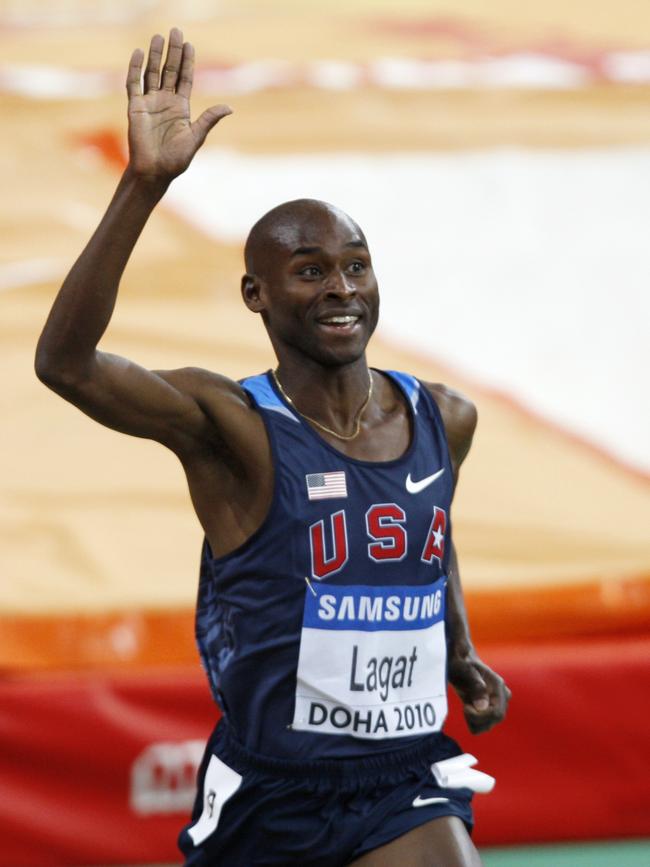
top-left (323, 268), bottom-right (355, 298)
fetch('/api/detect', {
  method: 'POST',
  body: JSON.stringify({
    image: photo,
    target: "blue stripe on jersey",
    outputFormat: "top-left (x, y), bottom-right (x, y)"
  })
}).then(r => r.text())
top-left (386, 370), bottom-right (420, 412)
top-left (303, 577), bottom-right (446, 632)
top-left (241, 373), bottom-right (300, 422)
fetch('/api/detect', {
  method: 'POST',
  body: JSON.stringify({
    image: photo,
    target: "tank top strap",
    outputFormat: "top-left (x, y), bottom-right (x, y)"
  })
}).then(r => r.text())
top-left (240, 372), bottom-right (301, 424)
top-left (384, 370), bottom-right (453, 482)
top-left (240, 369), bottom-right (452, 480)
top-left (384, 370), bottom-right (421, 414)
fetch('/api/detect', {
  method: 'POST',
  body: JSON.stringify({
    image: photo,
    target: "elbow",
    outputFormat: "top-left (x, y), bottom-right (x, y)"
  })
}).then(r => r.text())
top-left (34, 346), bottom-right (83, 393)
top-left (34, 346), bottom-right (55, 386)
top-left (34, 357), bottom-right (65, 392)
top-left (34, 342), bottom-right (60, 387)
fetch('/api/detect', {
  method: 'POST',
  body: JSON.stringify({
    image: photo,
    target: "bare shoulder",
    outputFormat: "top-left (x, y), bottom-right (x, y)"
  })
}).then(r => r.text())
top-left (423, 381), bottom-right (477, 473)
top-left (155, 365), bottom-right (248, 408)
top-left (151, 367), bottom-right (273, 548)
top-left (154, 366), bottom-right (264, 456)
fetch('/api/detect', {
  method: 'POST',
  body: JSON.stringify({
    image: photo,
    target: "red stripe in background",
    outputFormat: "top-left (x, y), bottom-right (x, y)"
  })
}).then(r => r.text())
top-left (1, 636), bottom-right (648, 864)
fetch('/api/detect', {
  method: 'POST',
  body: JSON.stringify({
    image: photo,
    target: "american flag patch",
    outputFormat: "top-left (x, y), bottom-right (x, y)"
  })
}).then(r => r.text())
top-left (306, 471), bottom-right (347, 501)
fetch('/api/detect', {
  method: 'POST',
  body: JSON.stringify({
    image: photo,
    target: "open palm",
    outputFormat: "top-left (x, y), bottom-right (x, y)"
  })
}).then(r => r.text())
top-left (126, 28), bottom-right (231, 180)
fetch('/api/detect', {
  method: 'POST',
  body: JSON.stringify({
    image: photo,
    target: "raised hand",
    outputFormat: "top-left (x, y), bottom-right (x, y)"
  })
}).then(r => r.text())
top-left (125, 27), bottom-right (231, 181)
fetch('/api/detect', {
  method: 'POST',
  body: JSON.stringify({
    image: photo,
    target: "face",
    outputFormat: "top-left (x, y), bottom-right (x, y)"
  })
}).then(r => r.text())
top-left (243, 204), bottom-right (379, 367)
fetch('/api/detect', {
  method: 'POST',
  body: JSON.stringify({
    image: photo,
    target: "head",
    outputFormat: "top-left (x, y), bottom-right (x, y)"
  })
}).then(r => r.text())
top-left (241, 199), bottom-right (379, 367)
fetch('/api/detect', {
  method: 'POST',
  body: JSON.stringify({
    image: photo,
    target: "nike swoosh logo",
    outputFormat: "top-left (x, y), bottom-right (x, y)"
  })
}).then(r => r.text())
top-left (412, 795), bottom-right (450, 808)
top-left (405, 468), bottom-right (445, 494)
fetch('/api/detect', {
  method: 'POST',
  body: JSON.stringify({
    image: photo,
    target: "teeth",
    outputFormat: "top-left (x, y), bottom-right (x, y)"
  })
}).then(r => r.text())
top-left (322, 316), bottom-right (358, 324)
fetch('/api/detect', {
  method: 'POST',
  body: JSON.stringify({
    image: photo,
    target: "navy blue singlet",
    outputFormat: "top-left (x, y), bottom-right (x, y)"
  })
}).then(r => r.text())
top-left (195, 369), bottom-right (455, 762)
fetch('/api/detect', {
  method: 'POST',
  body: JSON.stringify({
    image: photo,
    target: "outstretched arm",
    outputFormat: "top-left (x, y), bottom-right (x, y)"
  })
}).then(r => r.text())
top-left (427, 383), bottom-right (511, 734)
top-left (35, 29), bottom-right (233, 453)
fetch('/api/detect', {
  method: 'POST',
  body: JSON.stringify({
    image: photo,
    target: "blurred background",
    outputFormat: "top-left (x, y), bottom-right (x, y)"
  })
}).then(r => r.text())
top-left (1, 1), bottom-right (649, 865)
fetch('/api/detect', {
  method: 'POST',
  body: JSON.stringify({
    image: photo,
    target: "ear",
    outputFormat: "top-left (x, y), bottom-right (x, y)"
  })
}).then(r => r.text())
top-left (241, 273), bottom-right (265, 313)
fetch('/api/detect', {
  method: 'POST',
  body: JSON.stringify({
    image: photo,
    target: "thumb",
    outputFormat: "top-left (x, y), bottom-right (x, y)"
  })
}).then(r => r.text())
top-left (191, 104), bottom-right (233, 146)
top-left (454, 665), bottom-right (490, 712)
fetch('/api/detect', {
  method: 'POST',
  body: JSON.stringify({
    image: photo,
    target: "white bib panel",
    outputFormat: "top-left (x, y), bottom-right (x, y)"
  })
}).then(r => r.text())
top-left (292, 578), bottom-right (448, 740)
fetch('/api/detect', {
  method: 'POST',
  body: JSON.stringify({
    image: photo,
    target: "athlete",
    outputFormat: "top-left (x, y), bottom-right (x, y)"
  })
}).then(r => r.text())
top-left (36, 29), bottom-right (510, 867)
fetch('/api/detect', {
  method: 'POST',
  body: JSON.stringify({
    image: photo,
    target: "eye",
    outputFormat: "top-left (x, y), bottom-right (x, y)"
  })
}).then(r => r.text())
top-left (347, 260), bottom-right (367, 275)
top-left (299, 265), bottom-right (322, 278)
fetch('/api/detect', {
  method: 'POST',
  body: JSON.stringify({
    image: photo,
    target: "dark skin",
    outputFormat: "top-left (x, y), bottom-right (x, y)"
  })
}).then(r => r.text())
top-left (35, 29), bottom-right (510, 867)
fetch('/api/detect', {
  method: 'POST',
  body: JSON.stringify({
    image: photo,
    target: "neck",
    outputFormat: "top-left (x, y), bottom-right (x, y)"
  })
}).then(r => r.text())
top-left (274, 357), bottom-right (373, 437)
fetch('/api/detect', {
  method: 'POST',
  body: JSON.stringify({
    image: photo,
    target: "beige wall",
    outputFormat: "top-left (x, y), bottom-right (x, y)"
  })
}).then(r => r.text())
top-left (2, 0), bottom-right (649, 621)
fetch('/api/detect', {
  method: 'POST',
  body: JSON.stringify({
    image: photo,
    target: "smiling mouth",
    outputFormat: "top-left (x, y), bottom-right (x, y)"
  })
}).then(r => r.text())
top-left (316, 315), bottom-right (361, 329)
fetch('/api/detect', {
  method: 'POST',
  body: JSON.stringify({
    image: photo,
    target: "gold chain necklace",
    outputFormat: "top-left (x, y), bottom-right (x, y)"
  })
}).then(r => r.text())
top-left (271, 368), bottom-right (373, 441)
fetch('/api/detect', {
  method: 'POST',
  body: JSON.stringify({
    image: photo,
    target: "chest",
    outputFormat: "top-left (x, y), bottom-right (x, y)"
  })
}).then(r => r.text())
top-left (316, 409), bottom-right (412, 462)
top-left (277, 455), bottom-right (453, 585)
top-left (234, 370), bottom-right (454, 586)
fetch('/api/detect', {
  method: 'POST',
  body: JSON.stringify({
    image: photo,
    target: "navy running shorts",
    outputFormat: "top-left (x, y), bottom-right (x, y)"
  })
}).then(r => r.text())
top-left (178, 720), bottom-right (474, 866)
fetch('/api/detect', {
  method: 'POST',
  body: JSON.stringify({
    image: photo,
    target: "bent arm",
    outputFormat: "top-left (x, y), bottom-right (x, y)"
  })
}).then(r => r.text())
top-left (34, 169), bottom-right (207, 448)
top-left (446, 543), bottom-right (510, 734)
top-left (427, 382), bottom-right (511, 733)
top-left (36, 168), bottom-right (167, 383)
top-left (430, 383), bottom-right (478, 661)
top-left (35, 29), bottom-right (232, 452)
top-left (446, 540), bottom-right (475, 662)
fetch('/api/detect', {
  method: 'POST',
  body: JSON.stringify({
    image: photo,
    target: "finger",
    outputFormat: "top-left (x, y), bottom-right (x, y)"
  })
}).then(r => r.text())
top-left (191, 104), bottom-right (233, 147)
top-left (126, 48), bottom-right (144, 98)
top-left (464, 708), bottom-right (497, 734)
top-left (161, 27), bottom-right (184, 91)
top-left (464, 702), bottom-right (493, 724)
top-left (484, 670), bottom-right (508, 705)
top-left (475, 663), bottom-right (510, 712)
top-left (144, 33), bottom-right (164, 93)
top-left (464, 702), bottom-right (501, 732)
top-left (176, 42), bottom-right (194, 100)
top-left (453, 666), bottom-right (488, 706)
top-left (489, 679), bottom-right (512, 715)
top-left (465, 682), bottom-right (511, 734)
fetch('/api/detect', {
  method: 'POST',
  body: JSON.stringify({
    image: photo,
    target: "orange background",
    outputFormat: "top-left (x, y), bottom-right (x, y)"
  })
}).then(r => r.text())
top-left (1, 0), bottom-right (649, 669)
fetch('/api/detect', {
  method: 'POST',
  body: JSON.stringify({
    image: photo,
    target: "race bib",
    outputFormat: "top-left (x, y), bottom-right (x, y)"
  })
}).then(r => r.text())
top-left (292, 577), bottom-right (447, 740)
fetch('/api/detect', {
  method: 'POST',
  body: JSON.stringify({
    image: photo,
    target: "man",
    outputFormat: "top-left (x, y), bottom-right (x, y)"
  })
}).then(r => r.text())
top-left (36, 28), bottom-right (510, 867)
